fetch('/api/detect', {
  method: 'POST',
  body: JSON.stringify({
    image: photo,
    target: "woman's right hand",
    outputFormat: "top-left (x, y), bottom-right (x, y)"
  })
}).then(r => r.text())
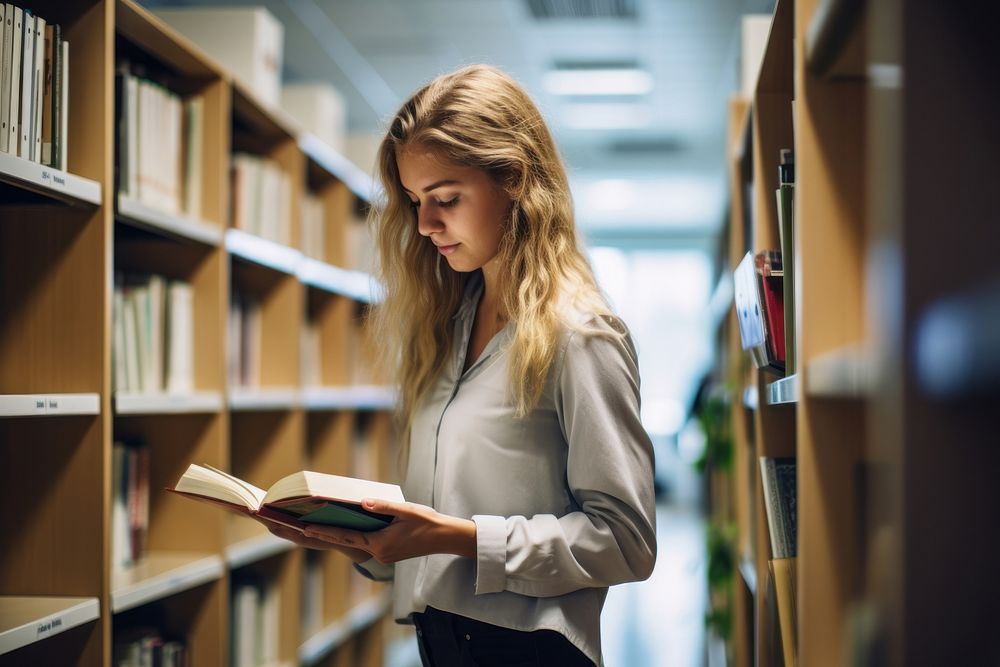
top-left (266, 523), bottom-right (372, 563)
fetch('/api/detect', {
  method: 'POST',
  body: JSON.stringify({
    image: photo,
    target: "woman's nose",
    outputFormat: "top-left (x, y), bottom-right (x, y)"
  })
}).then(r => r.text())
top-left (416, 204), bottom-right (444, 236)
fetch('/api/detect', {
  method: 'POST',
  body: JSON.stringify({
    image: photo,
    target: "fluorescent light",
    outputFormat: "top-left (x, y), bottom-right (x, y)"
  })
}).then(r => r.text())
top-left (585, 179), bottom-right (640, 211)
top-left (562, 102), bottom-right (652, 129)
top-left (543, 68), bottom-right (654, 96)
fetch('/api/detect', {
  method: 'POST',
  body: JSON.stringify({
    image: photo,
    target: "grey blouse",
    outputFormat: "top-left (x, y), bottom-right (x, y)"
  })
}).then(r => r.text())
top-left (357, 272), bottom-right (657, 665)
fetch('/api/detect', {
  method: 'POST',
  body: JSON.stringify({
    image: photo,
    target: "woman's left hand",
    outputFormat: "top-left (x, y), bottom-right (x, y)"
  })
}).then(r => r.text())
top-left (301, 499), bottom-right (477, 564)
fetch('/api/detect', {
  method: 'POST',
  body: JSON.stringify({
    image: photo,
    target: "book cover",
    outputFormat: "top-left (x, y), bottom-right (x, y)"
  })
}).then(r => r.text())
top-left (756, 250), bottom-right (785, 363)
top-left (760, 456), bottom-right (797, 559)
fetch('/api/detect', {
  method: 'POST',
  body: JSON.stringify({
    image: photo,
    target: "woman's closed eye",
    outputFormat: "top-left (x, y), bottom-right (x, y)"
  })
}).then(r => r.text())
top-left (409, 196), bottom-right (460, 209)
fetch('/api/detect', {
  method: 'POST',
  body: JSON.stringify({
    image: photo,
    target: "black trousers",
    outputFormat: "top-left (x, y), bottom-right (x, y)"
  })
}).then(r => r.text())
top-left (411, 606), bottom-right (595, 667)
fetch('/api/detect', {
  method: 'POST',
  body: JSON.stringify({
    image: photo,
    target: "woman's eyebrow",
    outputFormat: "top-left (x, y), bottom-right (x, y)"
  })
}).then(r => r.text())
top-left (402, 179), bottom-right (462, 195)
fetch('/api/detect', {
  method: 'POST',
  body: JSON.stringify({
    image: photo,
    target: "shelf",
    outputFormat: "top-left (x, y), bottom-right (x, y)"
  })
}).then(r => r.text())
top-left (225, 228), bottom-right (303, 275)
top-left (226, 531), bottom-right (295, 569)
top-left (117, 195), bottom-right (223, 246)
top-left (298, 133), bottom-right (376, 203)
top-left (114, 391), bottom-right (224, 415)
top-left (766, 374), bottom-right (798, 405)
top-left (116, 0), bottom-right (222, 80)
top-left (111, 552), bottom-right (224, 613)
top-left (300, 386), bottom-right (396, 411)
top-left (231, 81), bottom-right (299, 142)
top-left (229, 387), bottom-right (300, 411)
top-left (739, 556), bottom-right (758, 595)
top-left (806, 345), bottom-right (872, 399)
top-left (298, 257), bottom-right (379, 303)
top-left (299, 592), bottom-right (391, 665)
top-left (0, 394), bottom-right (100, 418)
top-left (0, 152), bottom-right (102, 207)
top-left (0, 596), bottom-right (100, 655)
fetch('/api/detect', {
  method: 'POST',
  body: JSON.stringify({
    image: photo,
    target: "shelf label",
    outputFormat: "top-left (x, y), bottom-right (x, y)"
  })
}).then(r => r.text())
top-left (35, 399), bottom-right (46, 410)
top-left (35, 616), bottom-right (63, 638)
top-left (48, 398), bottom-right (59, 410)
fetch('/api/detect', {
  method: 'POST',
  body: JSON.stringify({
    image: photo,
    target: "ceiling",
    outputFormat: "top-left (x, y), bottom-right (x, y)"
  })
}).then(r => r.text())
top-left (144, 0), bottom-right (774, 243)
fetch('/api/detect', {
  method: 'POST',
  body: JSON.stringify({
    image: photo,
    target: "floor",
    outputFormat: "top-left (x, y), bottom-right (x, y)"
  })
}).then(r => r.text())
top-left (386, 441), bottom-right (710, 667)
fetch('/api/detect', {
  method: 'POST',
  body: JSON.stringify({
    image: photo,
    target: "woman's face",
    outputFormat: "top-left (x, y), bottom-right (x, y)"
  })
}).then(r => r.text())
top-left (396, 147), bottom-right (511, 274)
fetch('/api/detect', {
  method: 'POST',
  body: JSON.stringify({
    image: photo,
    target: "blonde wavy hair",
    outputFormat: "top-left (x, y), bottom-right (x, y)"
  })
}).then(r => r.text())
top-left (371, 64), bottom-right (618, 439)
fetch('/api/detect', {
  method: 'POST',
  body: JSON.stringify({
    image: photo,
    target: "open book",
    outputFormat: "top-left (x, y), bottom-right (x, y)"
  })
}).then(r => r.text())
top-left (168, 464), bottom-right (404, 532)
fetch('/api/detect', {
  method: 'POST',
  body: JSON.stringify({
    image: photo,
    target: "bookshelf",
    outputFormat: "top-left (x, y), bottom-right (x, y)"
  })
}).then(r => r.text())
top-left (720, 0), bottom-right (999, 666)
top-left (0, 1), bottom-right (396, 665)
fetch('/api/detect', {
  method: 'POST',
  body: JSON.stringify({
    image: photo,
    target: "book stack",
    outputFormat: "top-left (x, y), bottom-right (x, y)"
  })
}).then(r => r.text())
top-left (227, 289), bottom-right (262, 388)
top-left (300, 191), bottom-right (326, 260)
top-left (231, 153), bottom-right (292, 245)
top-left (113, 274), bottom-right (195, 395)
top-left (114, 628), bottom-right (187, 667)
top-left (760, 456), bottom-right (797, 667)
top-left (0, 3), bottom-right (70, 168)
top-left (111, 440), bottom-right (150, 569)
top-left (231, 575), bottom-right (279, 667)
top-left (733, 249), bottom-right (786, 373)
top-left (115, 64), bottom-right (203, 217)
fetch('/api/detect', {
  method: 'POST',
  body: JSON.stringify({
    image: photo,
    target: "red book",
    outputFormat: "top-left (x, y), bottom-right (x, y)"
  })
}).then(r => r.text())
top-left (755, 251), bottom-right (785, 363)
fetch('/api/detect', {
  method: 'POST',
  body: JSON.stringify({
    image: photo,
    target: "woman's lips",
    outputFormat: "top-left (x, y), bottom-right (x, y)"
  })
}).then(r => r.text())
top-left (437, 243), bottom-right (460, 256)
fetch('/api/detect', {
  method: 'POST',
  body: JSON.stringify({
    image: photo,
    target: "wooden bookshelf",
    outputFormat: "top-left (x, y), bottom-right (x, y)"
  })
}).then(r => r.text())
top-left (1, 1), bottom-right (393, 664)
top-left (720, 1), bottom-right (999, 666)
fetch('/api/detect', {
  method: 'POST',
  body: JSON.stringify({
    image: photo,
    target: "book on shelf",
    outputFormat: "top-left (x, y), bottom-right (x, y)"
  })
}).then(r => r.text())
top-left (231, 152), bottom-right (292, 245)
top-left (0, 4), bottom-right (68, 165)
top-left (776, 147), bottom-right (796, 374)
top-left (112, 440), bottom-right (151, 569)
top-left (231, 574), bottom-right (279, 667)
top-left (113, 273), bottom-right (195, 395)
top-left (770, 557), bottom-right (798, 667)
top-left (759, 456), bottom-right (797, 559)
top-left (734, 250), bottom-right (786, 373)
top-left (115, 63), bottom-right (203, 217)
top-left (113, 628), bottom-right (187, 667)
top-left (169, 463), bottom-right (404, 532)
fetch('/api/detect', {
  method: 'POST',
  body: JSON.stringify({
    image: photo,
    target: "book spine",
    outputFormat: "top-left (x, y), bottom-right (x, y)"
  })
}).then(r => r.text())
top-left (0, 4), bottom-right (8, 154)
top-left (8, 7), bottom-right (22, 154)
top-left (759, 457), bottom-right (788, 558)
top-left (18, 11), bottom-right (33, 158)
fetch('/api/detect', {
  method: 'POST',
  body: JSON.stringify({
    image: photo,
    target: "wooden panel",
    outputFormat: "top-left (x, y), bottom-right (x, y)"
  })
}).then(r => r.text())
top-left (324, 182), bottom-right (352, 269)
top-left (230, 410), bottom-right (305, 490)
top-left (0, 417), bottom-right (105, 596)
top-left (260, 276), bottom-right (302, 387)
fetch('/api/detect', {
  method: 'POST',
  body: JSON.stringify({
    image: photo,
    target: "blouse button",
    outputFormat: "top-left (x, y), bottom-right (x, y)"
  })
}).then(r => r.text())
top-left (465, 634), bottom-right (471, 641)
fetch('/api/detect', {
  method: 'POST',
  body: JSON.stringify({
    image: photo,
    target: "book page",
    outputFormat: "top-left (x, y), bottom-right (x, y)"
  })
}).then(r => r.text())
top-left (174, 463), bottom-right (266, 509)
top-left (262, 470), bottom-right (404, 506)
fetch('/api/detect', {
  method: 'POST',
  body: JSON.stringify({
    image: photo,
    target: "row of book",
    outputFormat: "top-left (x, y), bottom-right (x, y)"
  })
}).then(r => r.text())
top-left (231, 576), bottom-right (280, 667)
top-left (113, 274), bottom-right (195, 395)
top-left (0, 3), bottom-right (69, 167)
top-left (734, 149), bottom-right (796, 374)
top-left (760, 455), bottom-right (797, 667)
top-left (116, 64), bottom-right (203, 218)
top-left (114, 629), bottom-right (187, 667)
top-left (231, 152), bottom-right (292, 246)
top-left (112, 440), bottom-right (150, 570)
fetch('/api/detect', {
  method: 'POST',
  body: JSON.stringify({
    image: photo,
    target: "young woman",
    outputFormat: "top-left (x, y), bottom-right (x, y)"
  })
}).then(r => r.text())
top-left (269, 64), bottom-right (657, 666)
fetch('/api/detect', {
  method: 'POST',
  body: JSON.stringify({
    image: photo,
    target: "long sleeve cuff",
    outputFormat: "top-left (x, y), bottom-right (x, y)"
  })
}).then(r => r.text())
top-left (472, 514), bottom-right (507, 594)
top-left (353, 557), bottom-right (395, 582)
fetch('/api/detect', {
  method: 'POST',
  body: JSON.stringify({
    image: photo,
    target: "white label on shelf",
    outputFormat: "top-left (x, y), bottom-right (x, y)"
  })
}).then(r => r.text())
top-left (35, 616), bottom-right (63, 639)
top-left (47, 398), bottom-right (58, 410)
